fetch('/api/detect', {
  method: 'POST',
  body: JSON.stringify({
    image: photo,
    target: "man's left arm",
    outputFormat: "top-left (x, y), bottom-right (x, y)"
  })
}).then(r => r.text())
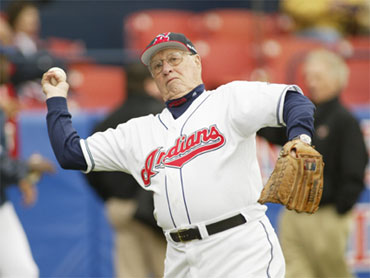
top-left (258, 90), bottom-right (324, 214)
top-left (257, 90), bottom-right (315, 146)
top-left (283, 90), bottom-right (315, 142)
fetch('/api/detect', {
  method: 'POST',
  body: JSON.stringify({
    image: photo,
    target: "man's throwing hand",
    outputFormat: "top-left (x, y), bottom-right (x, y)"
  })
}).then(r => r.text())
top-left (41, 67), bottom-right (69, 99)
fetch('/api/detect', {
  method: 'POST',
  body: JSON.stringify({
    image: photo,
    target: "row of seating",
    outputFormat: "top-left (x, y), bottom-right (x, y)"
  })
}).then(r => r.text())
top-left (64, 40), bottom-right (368, 111)
top-left (123, 9), bottom-right (282, 51)
top-left (43, 9), bottom-right (369, 110)
top-left (125, 9), bottom-right (369, 106)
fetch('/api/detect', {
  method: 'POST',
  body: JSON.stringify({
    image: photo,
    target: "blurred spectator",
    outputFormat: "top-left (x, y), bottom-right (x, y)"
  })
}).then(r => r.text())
top-left (0, 16), bottom-right (64, 157)
top-left (0, 18), bottom-right (64, 91)
top-left (0, 53), bottom-right (55, 277)
top-left (259, 48), bottom-right (368, 277)
top-left (280, 0), bottom-right (370, 43)
top-left (6, 0), bottom-right (41, 56)
top-left (280, 48), bottom-right (368, 278)
top-left (0, 13), bottom-right (13, 46)
top-left (2, 3), bottom-right (66, 108)
top-left (85, 62), bottom-right (166, 278)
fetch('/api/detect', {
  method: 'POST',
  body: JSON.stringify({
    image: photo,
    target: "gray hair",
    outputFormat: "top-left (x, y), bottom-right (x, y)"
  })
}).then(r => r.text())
top-left (305, 49), bottom-right (350, 90)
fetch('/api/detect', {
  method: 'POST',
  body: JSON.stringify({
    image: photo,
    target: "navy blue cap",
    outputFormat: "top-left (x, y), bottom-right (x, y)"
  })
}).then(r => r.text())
top-left (141, 32), bottom-right (197, 66)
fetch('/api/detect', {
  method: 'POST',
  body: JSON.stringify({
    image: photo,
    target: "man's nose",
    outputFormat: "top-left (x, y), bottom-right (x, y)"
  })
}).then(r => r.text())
top-left (162, 60), bottom-right (173, 74)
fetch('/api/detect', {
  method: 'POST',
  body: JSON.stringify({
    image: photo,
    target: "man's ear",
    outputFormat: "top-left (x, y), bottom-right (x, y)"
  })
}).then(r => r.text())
top-left (194, 54), bottom-right (202, 68)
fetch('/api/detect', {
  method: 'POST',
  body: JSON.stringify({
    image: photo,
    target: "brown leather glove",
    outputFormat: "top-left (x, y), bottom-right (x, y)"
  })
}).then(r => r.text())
top-left (258, 139), bottom-right (324, 213)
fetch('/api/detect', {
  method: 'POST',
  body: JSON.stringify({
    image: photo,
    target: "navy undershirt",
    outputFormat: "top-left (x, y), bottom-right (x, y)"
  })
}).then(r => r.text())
top-left (46, 86), bottom-right (314, 171)
top-left (165, 84), bottom-right (205, 119)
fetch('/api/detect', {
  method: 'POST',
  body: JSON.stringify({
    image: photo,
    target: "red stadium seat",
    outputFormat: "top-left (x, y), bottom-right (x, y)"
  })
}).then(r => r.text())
top-left (124, 9), bottom-right (198, 51)
top-left (339, 37), bottom-right (370, 106)
top-left (46, 37), bottom-right (86, 60)
top-left (193, 38), bottom-right (256, 89)
top-left (259, 12), bottom-right (293, 38)
top-left (341, 52), bottom-right (370, 107)
top-left (257, 36), bottom-right (324, 84)
top-left (261, 36), bottom-right (370, 107)
top-left (292, 41), bottom-right (370, 107)
top-left (196, 9), bottom-right (256, 42)
top-left (68, 63), bottom-right (126, 109)
top-left (347, 36), bottom-right (370, 50)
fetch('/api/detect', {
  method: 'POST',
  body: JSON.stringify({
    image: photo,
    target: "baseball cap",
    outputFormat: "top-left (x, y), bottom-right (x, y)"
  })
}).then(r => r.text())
top-left (141, 32), bottom-right (197, 66)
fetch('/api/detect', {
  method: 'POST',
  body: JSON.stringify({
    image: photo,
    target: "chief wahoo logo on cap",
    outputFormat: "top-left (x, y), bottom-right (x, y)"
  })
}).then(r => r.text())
top-left (153, 32), bottom-right (171, 45)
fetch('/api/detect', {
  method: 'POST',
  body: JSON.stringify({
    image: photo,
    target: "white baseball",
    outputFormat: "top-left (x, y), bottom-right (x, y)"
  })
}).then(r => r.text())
top-left (48, 67), bottom-right (67, 86)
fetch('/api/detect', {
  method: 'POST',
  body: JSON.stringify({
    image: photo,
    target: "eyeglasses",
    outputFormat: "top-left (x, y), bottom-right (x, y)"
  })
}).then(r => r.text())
top-left (149, 51), bottom-right (194, 75)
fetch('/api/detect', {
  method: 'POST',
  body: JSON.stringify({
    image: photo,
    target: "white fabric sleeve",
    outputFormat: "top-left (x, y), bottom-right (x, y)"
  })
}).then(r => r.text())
top-left (225, 81), bottom-right (303, 137)
top-left (79, 119), bottom-right (138, 174)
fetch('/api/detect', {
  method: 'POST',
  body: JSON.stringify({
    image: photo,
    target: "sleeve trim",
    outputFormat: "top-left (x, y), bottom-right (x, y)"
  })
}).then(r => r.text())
top-left (80, 139), bottom-right (95, 173)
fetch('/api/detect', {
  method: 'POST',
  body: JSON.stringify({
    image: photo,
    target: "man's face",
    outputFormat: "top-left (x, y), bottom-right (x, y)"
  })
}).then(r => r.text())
top-left (304, 60), bottom-right (340, 104)
top-left (149, 48), bottom-right (203, 101)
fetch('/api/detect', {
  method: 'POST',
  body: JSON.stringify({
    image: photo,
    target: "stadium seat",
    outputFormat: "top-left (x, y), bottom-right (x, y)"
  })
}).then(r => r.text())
top-left (291, 40), bottom-right (370, 107)
top-left (196, 9), bottom-right (256, 42)
top-left (342, 51), bottom-right (370, 107)
top-left (46, 37), bottom-right (86, 60)
top-left (257, 35), bottom-right (323, 84)
top-left (347, 36), bottom-right (370, 50)
top-left (123, 9), bottom-right (198, 51)
top-left (193, 37), bottom-right (255, 89)
top-left (260, 36), bottom-right (370, 107)
top-left (338, 37), bottom-right (370, 106)
top-left (68, 63), bottom-right (126, 109)
top-left (259, 12), bottom-right (293, 38)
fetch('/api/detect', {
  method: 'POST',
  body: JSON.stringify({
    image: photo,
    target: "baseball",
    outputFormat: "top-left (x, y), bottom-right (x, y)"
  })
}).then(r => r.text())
top-left (48, 67), bottom-right (67, 86)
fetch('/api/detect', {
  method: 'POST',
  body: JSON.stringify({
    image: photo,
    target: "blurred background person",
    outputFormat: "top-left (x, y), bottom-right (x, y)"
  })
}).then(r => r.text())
top-left (0, 52), bottom-right (55, 278)
top-left (280, 0), bottom-right (370, 43)
top-left (258, 48), bottom-right (368, 278)
top-left (280, 48), bottom-right (368, 278)
top-left (2, 2), bottom-right (66, 109)
top-left (85, 62), bottom-right (166, 278)
top-left (0, 12), bottom-right (13, 47)
top-left (0, 15), bottom-right (64, 157)
top-left (6, 0), bottom-right (41, 56)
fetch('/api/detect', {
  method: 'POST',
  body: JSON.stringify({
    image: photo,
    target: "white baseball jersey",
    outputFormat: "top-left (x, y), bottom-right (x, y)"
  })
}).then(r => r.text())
top-left (80, 81), bottom-right (302, 231)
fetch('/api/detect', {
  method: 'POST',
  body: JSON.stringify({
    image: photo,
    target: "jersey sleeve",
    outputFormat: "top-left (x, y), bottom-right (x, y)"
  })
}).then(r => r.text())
top-left (225, 81), bottom-right (303, 137)
top-left (80, 117), bottom-right (146, 174)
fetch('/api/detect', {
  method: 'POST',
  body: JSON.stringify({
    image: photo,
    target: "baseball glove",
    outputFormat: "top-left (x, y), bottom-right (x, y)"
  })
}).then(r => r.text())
top-left (258, 139), bottom-right (324, 213)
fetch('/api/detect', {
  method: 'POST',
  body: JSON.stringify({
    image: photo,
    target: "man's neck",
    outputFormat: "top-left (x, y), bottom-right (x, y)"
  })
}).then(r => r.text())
top-left (165, 84), bottom-right (205, 119)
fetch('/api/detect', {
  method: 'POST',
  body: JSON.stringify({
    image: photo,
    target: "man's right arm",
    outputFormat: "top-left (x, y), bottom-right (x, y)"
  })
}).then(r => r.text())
top-left (46, 97), bottom-right (87, 170)
top-left (42, 69), bottom-right (87, 171)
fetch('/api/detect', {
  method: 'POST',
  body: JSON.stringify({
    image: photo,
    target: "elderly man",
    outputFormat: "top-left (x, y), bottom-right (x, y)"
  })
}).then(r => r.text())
top-left (42, 32), bottom-right (316, 277)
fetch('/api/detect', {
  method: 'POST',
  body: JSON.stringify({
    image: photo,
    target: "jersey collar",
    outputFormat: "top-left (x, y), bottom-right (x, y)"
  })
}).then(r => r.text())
top-left (165, 84), bottom-right (205, 119)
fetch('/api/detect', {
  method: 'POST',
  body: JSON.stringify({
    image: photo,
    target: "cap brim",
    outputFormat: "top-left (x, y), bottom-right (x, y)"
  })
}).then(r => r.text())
top-left (141, 41), bottom-right (189, 66)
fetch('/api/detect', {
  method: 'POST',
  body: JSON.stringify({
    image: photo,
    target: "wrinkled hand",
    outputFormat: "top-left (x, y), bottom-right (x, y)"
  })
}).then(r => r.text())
top-left (41, 70), bottom-right (69, 99)
top-left (27, 153), bottom-right (55, 174)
